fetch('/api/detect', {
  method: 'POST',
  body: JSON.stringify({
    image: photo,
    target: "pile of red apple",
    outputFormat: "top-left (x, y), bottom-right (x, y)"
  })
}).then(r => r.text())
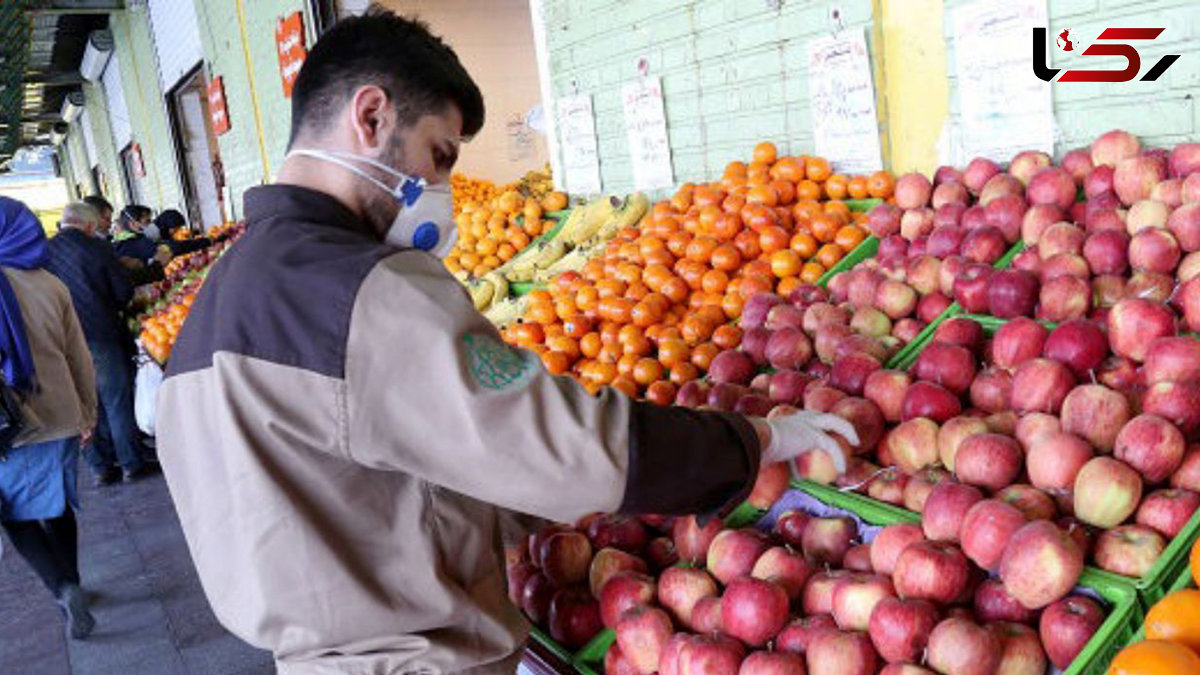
top-left (509, 491), bottom-right (1113, 675)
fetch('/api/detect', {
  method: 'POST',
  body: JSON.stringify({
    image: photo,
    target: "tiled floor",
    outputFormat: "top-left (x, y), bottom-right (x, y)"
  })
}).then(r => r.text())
top-left (0, 470), bottom-right (274, 674)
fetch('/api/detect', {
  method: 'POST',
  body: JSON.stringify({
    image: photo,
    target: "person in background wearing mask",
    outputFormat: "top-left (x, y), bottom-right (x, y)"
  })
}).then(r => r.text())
top-left (82, 196), bottom-right (114, 239)
top-left (156, 9), bottom-right (854, 674)
top-left (111, 205), bottom-right (169, 285)
top-left (152, 209), bottom-right (212, 257)
top-left (0, 196), bottom-right (98, 640)
top-left (45, 203), bottom-right (152, 486)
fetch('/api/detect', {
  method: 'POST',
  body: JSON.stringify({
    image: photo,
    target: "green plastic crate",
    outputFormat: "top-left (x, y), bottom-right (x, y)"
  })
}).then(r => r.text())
top-left (845, 198), bottom-right (883, 213)
top-left (817, 236), bottom-right (879, 288)
top-left (884, 302), bottom-right (962, 370)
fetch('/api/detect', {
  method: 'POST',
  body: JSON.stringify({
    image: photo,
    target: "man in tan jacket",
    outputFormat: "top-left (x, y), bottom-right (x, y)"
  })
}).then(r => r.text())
top-left (157, 8), bottom-right (853, 674)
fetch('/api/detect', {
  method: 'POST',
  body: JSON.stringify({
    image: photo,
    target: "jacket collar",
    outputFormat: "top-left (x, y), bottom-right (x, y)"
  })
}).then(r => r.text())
top-left (243, 184), bottom-right (379, 240)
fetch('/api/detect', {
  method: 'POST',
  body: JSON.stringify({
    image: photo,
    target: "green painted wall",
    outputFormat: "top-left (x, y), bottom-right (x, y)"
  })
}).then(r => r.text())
top-left (109, 8), bottom-right (185, 211)
top-left (192, 0), bottom-right (311, 219)
top-left (541, 0), bottom-right (879, 194)
top-left (941, 0), bottom-right (1200, 158)
top-left (82, 80), bottom-right (129, 207)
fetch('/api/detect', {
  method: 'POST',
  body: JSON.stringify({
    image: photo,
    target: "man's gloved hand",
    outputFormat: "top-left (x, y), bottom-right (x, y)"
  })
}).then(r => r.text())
top-left (762, 411), bottom-right (859, 472)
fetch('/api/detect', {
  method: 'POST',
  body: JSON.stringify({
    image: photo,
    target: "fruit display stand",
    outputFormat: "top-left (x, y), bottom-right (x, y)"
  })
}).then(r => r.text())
top-left (542, 484), bottom-right (1140, 675)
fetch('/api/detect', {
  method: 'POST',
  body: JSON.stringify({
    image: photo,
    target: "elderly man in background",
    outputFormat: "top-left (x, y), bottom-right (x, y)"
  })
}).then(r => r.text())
top-left (45, 203), bottom-right (151, 485)
top-left (81, 196), bottom-right (114, 239)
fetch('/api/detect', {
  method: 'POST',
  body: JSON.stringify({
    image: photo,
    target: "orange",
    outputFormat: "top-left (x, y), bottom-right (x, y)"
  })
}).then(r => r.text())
top-left (541, 191), bottom-right (568, 212)
top-left (720, 291), bottom-right (744, 320)
top-left (796, 180), bottom-right (822, 202)
top-left (690, 342), bottom-right (719, 371)
top-left (777, 276), bottom-right (802, 297)
top-left (668, 361), bottom-right (699, 385)
top-left (834, 225), bottom-right (867, 251)
top-left (645, 380), bottom-right (678, 407)
top-left (712, 324), bottom-right (743, 351)
top-left (824, 200), bottom-right (852, 221)
top-left (685, 236), bottom-right (720, 264)
top-left (790, 231), bottom-right (818, 259)
top-left (710, 244), bottom-right (743, 272)
top-left (632, 358), bottom-right (665, 387)
top-left (770, 157), bottom-right (805, 183)
top-left (610, 374), bottom-right (639, 399)
top-left (847, 175), bottom-right (870, 199)
top-left (712, 213), bottom-right (742, 242)
top-left (770, 179), bottom-right (796, 206)
top-left (759, 226), bottom-right (790, 254)
top-left (753, 141), bottom-right (778, 165)
top-left (701, 269), bottom-right (730, 295)
top-left (724, 160), bottom-right (748, 178)
top-left (824, 174), bottom-right (849, 200)
top-left (657, 338), bottom-right (690, 369)
top-left (1108, 640), bottom-right (1200, 675)
top-left (811, 213), bottom-right (842, 243)
top-left (738, 275), bottom-right (774, 300)
top-left (770, 249), bottom-right (802, 278)
top-left (806, 156), bottom-right (832, 182)
top-left (867, 170), bottom-right (896, 198)
top-left (1145, 589), bottom-right (1200, 652)
top-left (800, 261), bottom-right (826, 284)
top-left (816, 243), bottom-right (844, 269)
top-left (579, 332), bottom-right (602, 359)
top-left (746, 185), bottom-right (780, 208)
top-left (541, 350), bottom-right (571, 375)
top-left (741, 203), bottom-right (778, 232)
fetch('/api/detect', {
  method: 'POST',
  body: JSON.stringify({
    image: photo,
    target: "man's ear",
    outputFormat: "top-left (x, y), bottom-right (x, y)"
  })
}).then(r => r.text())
top-left (347, 84), bottom-right (394, 153)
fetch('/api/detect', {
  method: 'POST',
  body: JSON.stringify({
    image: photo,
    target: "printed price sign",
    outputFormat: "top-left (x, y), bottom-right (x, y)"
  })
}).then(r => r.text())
top-left (622, 77), bottom-right (674, 191)
top-left (807, 28), bottom-right (883, 174)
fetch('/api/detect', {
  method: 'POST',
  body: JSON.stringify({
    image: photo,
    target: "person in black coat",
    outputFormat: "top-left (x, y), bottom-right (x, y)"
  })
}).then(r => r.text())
top-left (153, 210), bottom-right (212, 257)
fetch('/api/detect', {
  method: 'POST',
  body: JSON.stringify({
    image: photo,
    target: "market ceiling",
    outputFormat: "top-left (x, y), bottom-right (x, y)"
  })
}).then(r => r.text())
top-left (0, 1), bottom-right (119, 163)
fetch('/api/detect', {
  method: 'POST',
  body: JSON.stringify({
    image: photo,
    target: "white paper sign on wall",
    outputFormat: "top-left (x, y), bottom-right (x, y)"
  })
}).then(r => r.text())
top-left (621, 77), bottom-right (674, 191)
top-left (556, 94), bottom-right (602, 195)
top-left (807, 27), bottom-right (883, 175)
top-left (951, 0), bottom-right (1053, 164)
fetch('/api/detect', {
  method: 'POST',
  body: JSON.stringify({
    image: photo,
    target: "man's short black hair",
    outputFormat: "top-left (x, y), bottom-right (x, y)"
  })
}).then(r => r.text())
top-left (83, 195), bottom-right (111, 214)
top-left (288, 6), bottom-right (484, 147)
top-left (154, 209), bottom-right (187, 235)
top-left (120, 204), bottom-right (151, 226)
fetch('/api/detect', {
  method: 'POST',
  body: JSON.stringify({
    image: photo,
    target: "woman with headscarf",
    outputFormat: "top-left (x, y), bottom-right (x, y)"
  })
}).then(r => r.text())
top-left (152, 209), bottom-right (211, 257)
top-left (0, 196), bottom-right (98, 639)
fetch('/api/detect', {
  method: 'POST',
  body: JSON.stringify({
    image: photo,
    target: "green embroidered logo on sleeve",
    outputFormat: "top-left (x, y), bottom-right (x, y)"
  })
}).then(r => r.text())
top-left (463, 333), bottom-right (536, 390)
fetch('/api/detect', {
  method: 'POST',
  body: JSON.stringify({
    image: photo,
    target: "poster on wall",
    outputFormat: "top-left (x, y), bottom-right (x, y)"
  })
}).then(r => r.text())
top-left (130, 142), bottom-right (146, 178)
top-left (556, 94), bottom-right (602, 195)
top-left (207, 76), bottom-right (231, 136)
top-left (621, 77), bottom-right (674, 191)
top-left (952, 0), bottom-right (1053, 163)
top-left (807, 28), bottom-right (883, 175)
top-left (275, 11), bottom-right (307, 98)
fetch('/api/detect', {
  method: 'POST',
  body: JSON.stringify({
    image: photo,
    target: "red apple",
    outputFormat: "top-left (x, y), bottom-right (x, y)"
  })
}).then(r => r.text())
top-left (894, 317), bottom-right (929, 344)
top-left (936, 416), bottom-right (989, 473)
top-left (923, 481), bottom-right (984, 541)
top-left (1153, 178), bottom-right (1184, 208)
top-left (615, 606), bottom-right (673, 674)
top-left (837, 544), bottom-right (871, 574)
top-left (1169, 203), bottom-right (1200, 252)
top-left (1040, 594), bottom-right (1104, 669)
top-left (1180, 276), bottom-right (1200, 332)
top-left (1083, 229), bottom-right (1130, 274)
top-left (833, 573), bottom-right (896, 632)
top-left (721, 577), bottom-right (789, 647)
top-left (1171, 445), bottom-right (1200, 491)
top-left (806, 630), bottom-right (878, 675)
top-left (903, 468), bottom-right (953, 512)
top-left (974, 578), bottom-right (1039, 625)
top-left (1144, 336), bottom-right (1200, 385)
top-left (1063, 148), bottom-right (1095, 182)
top-left (997, 484), bottom-right (1059, 521)
top-left (647, 537), bottom-right (679, 571)
top-left (999, 520), bottom-right (1084, 609)
top-left (549, 587), bottom-right (604, 648)
top-left (590, 548), bottom-right (650, 599)
top-left (747, 462), bottom-right (790, 510)
top-left (893, 540), bottom-right (971, 603)
top-left (879, 665), bottom-right (936, 675)
top-left (829, 353), bottom-right (882, 397)
top-left (1114, 413), bottom-right (1186, 484)
top-left (736, 651), bottom-right (806, 675)
top-left (690, 596), bottom-right (722, 634)
top-left (657, 566), bottom-right (717, 629)
top-left (964, 157), bottom-right (1002, 194)
top-left (587, 517), bottom-right (648, 555)
top-left (1039, 221), bottom-right (1086, 259)
top-left (1022, 204), bottom-right (1066, 246)
top-left (804, 384), bottom-right (848, 413)
top-left (1141, 381), bottom-right (1200, 437)
top-left (901, 382), bottom-right (962, 424)
top-left (969, 368), bottom-right (1013, 414)
top-left (1092, 129), bottom-right (1141, 167)
top-left (992, 317), bottom-right (1049, 371)
top-left (868, 596), bottom-right (939, 664)
top-left (1126, 271), bottom-right (1174, 303)
top-left (1011, 358), bottom-right (1075, 415)
top-left (981, 173), bottom-right (1024, 206)
top-left (679, 634), bottom-right (745, 675)
top-left (540, 531), bottom-right (593, 587)
top-left (1010, 150), bottom-right (1052, 185)
top-left (961, 499), bottom-right (1027, 571)
top-left (1015, 411), bottom-right (1061, 448)
top-left (751, 546), bottom-right (814, 602)
top-left (870, 523), bottom-right (926, 576)
top-left (776, 614), bottom-right (838, 654)
top-left (1092, 274), bottom-right (1128, 307)
top-left (1130, 227), bottom-right (1181, 274)
top-left (1126, 199), bottom-right (1171, 234)
top-left (673, 516), bottom-right (723, 564)
top-left (1114, 156), bottom-right (1166, 206)
top-left (953, 263), bottom-right (995, 314)
top-left (927, 617), bottom-right (1002, 675)
top-left (1038, 275), bottom-right (1091, 323)
top-left (1040, 252), bottom-right (1090, 281)
top-left (802, 570), bottom-right (851, 616)
top-left (1136, 488), bottom-right (1200, 539)
top-left (606, 642), bottom-right (639, 675)
top-left (1027, 431), bottom-right (1093, 493)
top-left (868, 467), bottom-right (910, 506)
top-left (954, 434), bottom-right (1024, 493)
top-left (963, 225), bottom-right (1009, 264)
top-left (1074, 457), bottom-right (1144, 528)
top-left (912, 341), bottom-right (976, 396)
top-left (1170, 142), bottom-right (1200, 177)
top-left (927, 225), bottom-right (966, 258)
top-left (890, 417), bottom-right (941, 473)
top-left (1061, 383), bottom-right (1131, 452)
top-left (1093, 524), bottom-right (1165, 577)
top-left (987, 622), bottom-right (1047, 675)
top-left (707, 529), bottom-right (771, 586)
top-left (1043, 320), bottom-right (1107, 378)
top-left (895, 172), bottom-right (933, 210)
top-left (901, 208), bottom-right (937, 241)
top-left (802, 517), bottom-right (857, 566)
top-left (775, 510), bottom-right (811, 548)
top-left (864, 370), bottom-right (912, 423)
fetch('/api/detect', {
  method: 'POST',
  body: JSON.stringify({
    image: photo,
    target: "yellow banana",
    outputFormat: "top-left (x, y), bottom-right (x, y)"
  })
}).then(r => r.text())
top-left (595, 192), bottom-right (649, 242)
top-left (564, 196), bottom-right (618, 246)
top-left (531, 238), bottom-right (567, 270)
top-left (467, 278), bottom-right (495, 310)
top-left (553, 204), bottom-right (589, 244)
top-left (482, 272), bottom-right (509, 307)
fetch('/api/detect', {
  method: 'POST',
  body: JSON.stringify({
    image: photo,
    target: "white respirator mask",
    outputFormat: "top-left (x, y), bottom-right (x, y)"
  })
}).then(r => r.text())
top-left (143, 223), bottom-right (161, 242)
top-left (289, 149), bottom-right (456, 257)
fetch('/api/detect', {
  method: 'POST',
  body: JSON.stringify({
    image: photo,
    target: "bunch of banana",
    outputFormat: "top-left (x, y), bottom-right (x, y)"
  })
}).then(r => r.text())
top-left (467, 271), bottom-right (512, 311)
top-left (484, 295), bottom-right (527, 326)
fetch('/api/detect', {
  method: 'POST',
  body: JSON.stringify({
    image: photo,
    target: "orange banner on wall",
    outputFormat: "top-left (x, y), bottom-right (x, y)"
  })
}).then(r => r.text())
top-left (208, 76), bottom-right (231, 135)
top-left (276, 11), bottom-right (307, 98)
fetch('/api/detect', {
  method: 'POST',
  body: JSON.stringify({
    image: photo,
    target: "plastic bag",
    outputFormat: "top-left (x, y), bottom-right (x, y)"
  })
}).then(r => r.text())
top-left (134, 357), bottom-right (164, 436)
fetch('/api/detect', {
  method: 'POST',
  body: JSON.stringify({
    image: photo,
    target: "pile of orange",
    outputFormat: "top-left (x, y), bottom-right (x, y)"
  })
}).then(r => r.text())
top-left (1107, 540), bottom-right (1200, 673)
top-left (140, 291), bottom-right (196, 364)
top-left (451, 173), bottom-right (505, 217)
top-left (499, 142), bottom-right (893, 401)
top-left (445, 182), bottom-right (570, 279)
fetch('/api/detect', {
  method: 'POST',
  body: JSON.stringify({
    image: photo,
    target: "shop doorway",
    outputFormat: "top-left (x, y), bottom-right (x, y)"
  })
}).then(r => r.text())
top-left (119, 143), bottom-right (147, 206)
top-left (166, 66), bottom-right (225, 230)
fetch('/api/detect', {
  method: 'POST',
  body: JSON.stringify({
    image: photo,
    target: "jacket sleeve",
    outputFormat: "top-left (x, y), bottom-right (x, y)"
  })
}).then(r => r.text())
top-left (101, 244), bottom-right (134, 307)
top-left (59, 287), bottom-right (97, 430)
top-left (342, 253), bottom-right (760, 524)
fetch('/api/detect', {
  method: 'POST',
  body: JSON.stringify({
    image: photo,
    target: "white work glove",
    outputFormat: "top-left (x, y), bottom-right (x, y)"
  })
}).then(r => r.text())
top-left (763, 411), bottom-right (859, 473)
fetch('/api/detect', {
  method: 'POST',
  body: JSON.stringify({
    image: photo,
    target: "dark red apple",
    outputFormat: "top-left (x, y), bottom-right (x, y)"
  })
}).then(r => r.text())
top-left (974, 578), bottom-right (1039, 625)
top-left (1040, 594), bottom-right (1105, 670)
top-left (922, 481), bottom-right (984, 542)
top-left (970, 367), bottom-right (1013, 414)
top-left (775, 614), bottom-right (838, 655)
top-left (802, 517), bottom-right (858, 566)
top-left (1114, 413), bottom-right (1186, 484)
top-left (992, 317), bottom-right (1049, 371)
top-left (1043, 320), bottom-right (1108, 377)
top-left (901, 381), bottom-right (962, 423)
top-left (954, 434), bottom-right (1024, 493)
top-left (999, 521), bottom-right (1084, 610)
top-left (927, 618), bottom-right (1002, 675)
top-left (1011, 357), bottom-right (1075, 414)
top-left (988, 269), bottom-right (1039, 318)
top-left (960, 499), bottom-right (1027, 571)
top-left (1028, 167), bottom-right (1077, 210)
top-left (1083, 229), bottom-right (1130, 275)
top-left (868, 596), bottom-right (939, 664)
top-left (868, 203), bottom-right (903, 238)
top-left (721, 576), bottom-right (789, 647)
top-left (953, 263), bottom-right (995, 314)
top-left (549, 587), bottom-right (604, 649)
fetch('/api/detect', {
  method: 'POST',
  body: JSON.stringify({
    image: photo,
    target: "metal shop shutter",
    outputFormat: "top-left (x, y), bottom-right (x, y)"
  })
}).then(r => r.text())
top-left (147, 0), bottom-right (204, 91)
top-left (102, 55), bottom-right (132, 149)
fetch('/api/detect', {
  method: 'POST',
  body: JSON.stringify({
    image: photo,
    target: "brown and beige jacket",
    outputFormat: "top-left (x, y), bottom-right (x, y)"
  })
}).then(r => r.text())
top-left (157, 184), bottom-right (759, 674)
